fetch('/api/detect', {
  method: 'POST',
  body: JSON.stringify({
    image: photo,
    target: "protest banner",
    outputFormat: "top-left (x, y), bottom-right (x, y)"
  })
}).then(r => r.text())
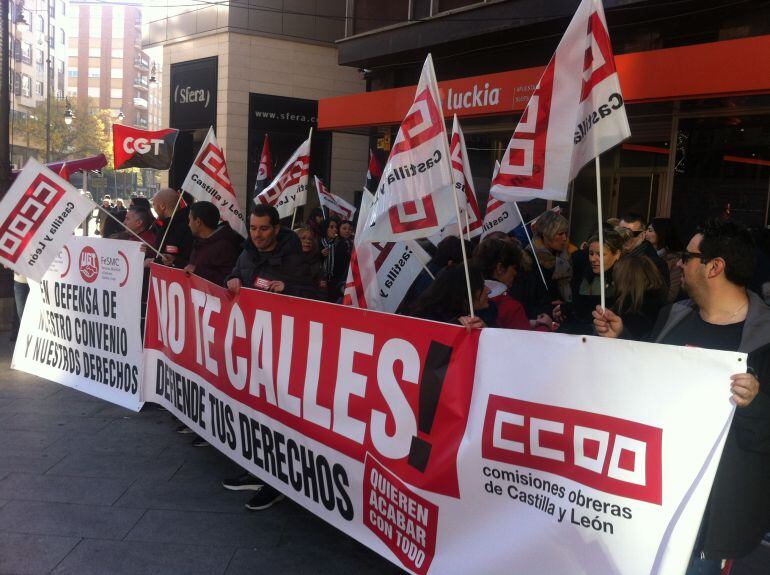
top-left (181, 127), bottom-right (247, 238)
top-left (0, 158), bottom-right (94, 281)
top-left (143, 265), bottom-right (739, 574)
top-left (13, 236), bottom-right (145, 411)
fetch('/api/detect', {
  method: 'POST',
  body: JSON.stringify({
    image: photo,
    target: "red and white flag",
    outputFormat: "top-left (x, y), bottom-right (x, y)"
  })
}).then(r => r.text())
top-left (358, 54), bottom-right (455, 243)
top-left (343, 190), bottom-right (429, 313)
top-left (365, 149), bottom-right (383, 193)
top-left (181, 127), bottom-right (247, 237)
top-left (254, 134), bottom-right (272, 194)
top-left (491, 0), bottom-right (630, 202)
top-left (482, 160), bottom-right (521, 238)
top-left (0, 158), bottom-right (94, 281)
top-left (255, 130), bottom-right (311, 220)
top-left (314, 176), bottom-right (356, 221)
top-left (448, 115), bottom-right (483, 240)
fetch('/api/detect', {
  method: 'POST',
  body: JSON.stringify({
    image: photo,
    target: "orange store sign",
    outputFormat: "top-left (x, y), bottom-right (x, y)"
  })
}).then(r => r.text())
top-left (319, 35), bottom-right (770, 130)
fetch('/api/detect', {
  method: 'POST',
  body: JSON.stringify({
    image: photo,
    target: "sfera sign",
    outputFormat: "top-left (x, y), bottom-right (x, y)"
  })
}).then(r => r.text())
top-left (170, 57), bottom-right (218, 130)
top-left (250, 93), bottom-right (318, 132)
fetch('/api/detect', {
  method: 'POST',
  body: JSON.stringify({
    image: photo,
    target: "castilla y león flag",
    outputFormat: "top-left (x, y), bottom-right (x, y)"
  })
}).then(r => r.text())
top-left (112, 124), bottom-right (178, 170)
top-left (491, 0), bottom-right (630, 202)
top-left (254, 134), bottom-right (272, 195)
top-left (255, 130), bottom-right (311, 220)
top-left (448, 116), bottom-right (482, 240)
top-left (358, 54), bottom-right (455, 243)
top-left (181, 127), bottom-right (247, 238)
top-left (0, 158), bottom-right (94, 281)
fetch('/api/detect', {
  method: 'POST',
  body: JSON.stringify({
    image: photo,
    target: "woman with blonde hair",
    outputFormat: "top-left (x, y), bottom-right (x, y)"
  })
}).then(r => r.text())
top-left (612, 255), bottom-right (666, 339)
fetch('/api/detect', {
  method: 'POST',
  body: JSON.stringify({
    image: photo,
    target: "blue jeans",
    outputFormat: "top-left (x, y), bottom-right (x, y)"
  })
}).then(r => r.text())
top-left (685, 552), bottom-right (723, 575)
top-left (14, 281), bottom-right (29, 321)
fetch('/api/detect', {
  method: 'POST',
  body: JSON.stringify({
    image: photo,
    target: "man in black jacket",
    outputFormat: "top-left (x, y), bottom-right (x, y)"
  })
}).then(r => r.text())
top-left (594, 219), bottom-right (770, 574)
top-left (226, 204), bottom-right (316, 299)
top-left (619, 212), bottom-right (671, 287)
top-left (185, 201), bottom-right (242, 287)
top-left (150, 188), bottom-right (193, 268)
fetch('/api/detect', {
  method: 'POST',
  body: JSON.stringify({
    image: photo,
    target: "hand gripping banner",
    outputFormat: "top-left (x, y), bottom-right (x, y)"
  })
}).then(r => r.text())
top-left (491, 0), bottom-right (630, 202)
top-left (181, 127), bottom-right (247, 237)
top-left (143, 266), bottom-right (740, 575)
top-left (112, 124), bottom-right (179, 171)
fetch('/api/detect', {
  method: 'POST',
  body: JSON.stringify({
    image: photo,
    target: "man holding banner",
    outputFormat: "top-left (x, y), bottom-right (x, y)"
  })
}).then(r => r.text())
top-left (594, 219), bottom-right (770, 574)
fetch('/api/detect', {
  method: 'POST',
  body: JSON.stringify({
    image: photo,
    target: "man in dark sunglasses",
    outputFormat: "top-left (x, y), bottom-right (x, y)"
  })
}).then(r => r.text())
top-left (618, 212), bottom-right (671, 287)
top-left (594, 218), bottom-right (770, 575)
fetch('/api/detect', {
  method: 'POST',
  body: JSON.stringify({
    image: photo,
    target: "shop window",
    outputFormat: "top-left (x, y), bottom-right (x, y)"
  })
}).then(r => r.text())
top-left (353, 0), bottom-right (408, 35)
top-left (671, 113), bottom-right (770, 236)
top-left (411, 0), bottom-right (431, 20)
top-left (437, 0), bottom-right (481, 13)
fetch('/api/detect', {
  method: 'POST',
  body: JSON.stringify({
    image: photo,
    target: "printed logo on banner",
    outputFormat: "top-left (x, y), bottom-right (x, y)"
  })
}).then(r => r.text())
top-left (195, 143), bottom-right (233, 191)
top-left (495, 61), bottom-right (554, 191)
top-left (581, 12), bottom-right (615, 102)
top-left (364, 455), bottom-right (438, 575)
top-left (481, 396), bottom-right (663, 504)
top-left (388, 197), bottom-right (439, 234)
top-left (392, 89), bottom-right (443, 155)
top-left (78, 246), bottom-right (99, 283)
top-left (0, 173), bottom-right (66, 263)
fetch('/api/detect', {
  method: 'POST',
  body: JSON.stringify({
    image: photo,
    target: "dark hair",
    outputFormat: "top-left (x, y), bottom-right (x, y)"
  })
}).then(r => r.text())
top-left (307, 207), bottom-right (324, 222)
top-left (321, 216), bottom-right (341, 239)
top-left (128, 206), bottom-right (153, 231)
top-left (432, 236), bottom-right (471, 269)
top-left (587, 230), bottom-right (625, 255)
top-left (189, 201), bottom-right (220, 229)
top-left (252, 203), bottom-right (280, 226)
top-left (621, 212), bottom-right (647, 228)
top-left (340, 220), bottom-right (354, 228)
top-left (410, 264), bottom-right (484, 322)
top-left (130, 196), bottom-right (151, 210)
top-left (473, 238), bottom-right (523, 279)
top-left (697, 218), bottom-right (756, 287)
top-left (649, 218), bottom-right (682, 252)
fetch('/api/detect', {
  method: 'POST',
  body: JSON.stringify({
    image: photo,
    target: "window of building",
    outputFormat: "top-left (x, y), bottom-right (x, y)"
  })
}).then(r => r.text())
top-left (59, 1), bottom-right (65, 17)
top-left (12, 72), bottom-right (21, 96)
top-left (37, 15), bottom-right (44, 33)
top-left (60, 28), bottom-right (65, 44)
top-left (411, 0), bottom-right (431, 19)
top-left (89, 47), bottom-right (100, 57)
top-left (112, 12), bottom-right (125, 37)
top-left (49, 25), bottom-right (55, 47)
top-left (353, 0), bottom-right (408, 35)
top-left (36, 49), bottom-right (44, 64)
top-left (21, 42), bottom-right (32, 64)
top-left (111, 88), bottom-right (123, 98)
top-left (35, 81), bottom-right (44, 96)
top-left (49, 0), bottom-right (55, 18)
top-left (68, 70), bottom-right (78, 77)
top-left (111, 48), bottom-right (123, 58)
top-left (112, 68), bottom-right (123, 79)
top-left (90, 7), bottom-right (101, 35)
top-left (87, 87), bottom-right (100, 98)
top-left (437, 0), bottom-right (480, 12)
top-left (21, 75), bottom-right (32, 97)
top-left (88, 68), bottom-right (100, 78)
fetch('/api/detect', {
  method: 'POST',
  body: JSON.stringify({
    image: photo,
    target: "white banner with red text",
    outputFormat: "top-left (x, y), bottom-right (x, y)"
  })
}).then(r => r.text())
top-left (13, 236), bottom-right (145, 411)
top-left (143, 265), bottom-right (738, 575)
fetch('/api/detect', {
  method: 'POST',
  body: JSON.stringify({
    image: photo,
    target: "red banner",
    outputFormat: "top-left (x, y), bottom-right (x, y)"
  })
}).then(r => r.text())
top-left (144, 265), bottom-right (479, 497)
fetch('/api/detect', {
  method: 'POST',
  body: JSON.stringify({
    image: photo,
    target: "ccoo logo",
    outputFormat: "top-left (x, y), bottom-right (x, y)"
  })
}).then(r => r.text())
top-left (79, 246), bottom-right (99, 283)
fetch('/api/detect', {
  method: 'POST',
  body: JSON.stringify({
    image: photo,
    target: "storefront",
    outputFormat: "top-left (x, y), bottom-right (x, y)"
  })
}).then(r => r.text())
top-left (319, 29), bottom-right (770, 241)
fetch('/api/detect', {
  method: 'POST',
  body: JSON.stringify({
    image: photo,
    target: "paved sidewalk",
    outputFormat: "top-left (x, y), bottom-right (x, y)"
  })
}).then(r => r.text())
top-left (0, 341), bottom-right (403, 575)
top-left (1, 337), bottom-right (769, 574)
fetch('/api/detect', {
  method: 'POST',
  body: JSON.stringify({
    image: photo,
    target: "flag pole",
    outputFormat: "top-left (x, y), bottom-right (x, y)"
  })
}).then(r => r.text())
top-left (96, 205), bottom-right (162, 257)
top-left (595, 156), bottom-right (606, 311)
top-left (451, 184), bottom-right (475, 318)
top-left (290, 206), bottom-right (298, 230)
top-left (157, 191), bottom-right (184, 256)
top-left (514, 202), bottom-right (548, 291)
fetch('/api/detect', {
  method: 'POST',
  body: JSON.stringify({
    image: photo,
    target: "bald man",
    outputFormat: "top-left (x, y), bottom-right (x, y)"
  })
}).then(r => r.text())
top-left (150, 188), bottom-right (193, 268)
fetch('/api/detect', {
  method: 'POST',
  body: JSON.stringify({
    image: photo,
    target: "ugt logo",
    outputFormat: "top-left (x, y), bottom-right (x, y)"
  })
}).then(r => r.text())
top-left (79, 246), bottom-right (99, 283)
top-left (196, 144), bottom-right (234, 193)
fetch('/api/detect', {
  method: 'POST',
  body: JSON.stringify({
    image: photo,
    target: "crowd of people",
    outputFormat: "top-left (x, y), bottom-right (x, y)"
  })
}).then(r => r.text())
top-left (69, 187), bottom-right (770, 574)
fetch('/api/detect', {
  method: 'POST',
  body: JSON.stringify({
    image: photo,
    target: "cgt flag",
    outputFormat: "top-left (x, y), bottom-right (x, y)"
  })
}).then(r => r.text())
top-left (181, 127), bottom-right (247, 237)
top-left (365, 149), bottom-right (383, 193)
top-left (491, 0), bottom-right (630, 202)
top-left (113, 124), bottom-right (178, 170)
top-left (254, 134), bottom-right (272, 195)
top-left (315, 176), bottom-right (356, 221)
top-left (0, 158), bottom-right (94, 281)
top-left (359, 54), bottom-right (455, 243)
top-left (255, 130), bottom-right (311, 220)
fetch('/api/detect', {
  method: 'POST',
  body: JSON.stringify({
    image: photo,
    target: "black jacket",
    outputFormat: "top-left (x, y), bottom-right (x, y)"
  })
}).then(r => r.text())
top-left (189, 223), bottom-right (243, 287)
top-left (151, 207), bottom-right (194, 268)
top-left (650, 292), bottom-right (770, 559)
top-left (227, 228), bottom-right (318, 299)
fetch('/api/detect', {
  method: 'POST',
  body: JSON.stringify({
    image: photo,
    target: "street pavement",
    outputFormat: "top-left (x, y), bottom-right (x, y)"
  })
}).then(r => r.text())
top-left (0, 340), bottom-right (402, 575)
top-left (0, 336), bottom-right (769, 574)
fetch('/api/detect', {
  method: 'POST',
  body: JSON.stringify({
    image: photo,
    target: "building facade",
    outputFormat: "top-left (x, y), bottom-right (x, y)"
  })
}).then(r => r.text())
top-left (8, 0), bottom-right (70, 167)
top-left (321, 0), bottom-right (770, 241)
top-left (145, 0), bottom-right (368, 213)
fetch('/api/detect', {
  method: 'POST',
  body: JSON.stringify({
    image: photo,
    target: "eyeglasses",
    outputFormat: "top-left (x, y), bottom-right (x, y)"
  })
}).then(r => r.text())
top-left (679, 251), bottom-right (708, 264)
